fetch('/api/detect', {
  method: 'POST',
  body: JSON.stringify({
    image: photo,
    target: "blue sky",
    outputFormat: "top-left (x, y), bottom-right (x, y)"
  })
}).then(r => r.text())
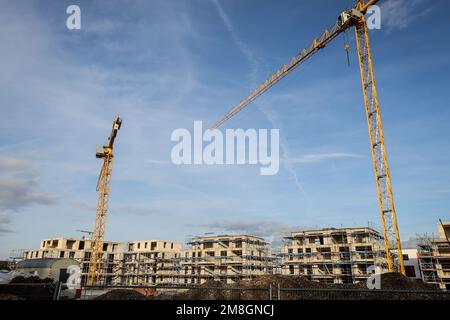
top-left (1, 0), bottom-right (449, 258)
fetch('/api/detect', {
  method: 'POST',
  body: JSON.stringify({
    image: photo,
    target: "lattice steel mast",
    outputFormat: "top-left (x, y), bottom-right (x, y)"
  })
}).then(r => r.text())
top-left (87, 115), bottom-right (122, 285)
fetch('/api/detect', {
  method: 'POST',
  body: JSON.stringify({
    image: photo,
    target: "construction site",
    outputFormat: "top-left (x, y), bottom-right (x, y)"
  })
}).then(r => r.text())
top-left (1, 0), bottom-right (450, 304)
top-left (4, 221), bottom-right (447, 297)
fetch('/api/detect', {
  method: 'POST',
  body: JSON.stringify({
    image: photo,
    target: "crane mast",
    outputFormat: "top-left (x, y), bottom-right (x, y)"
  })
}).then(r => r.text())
top-left (87, 115), bottom-right (122, 285)
top-left (211, 0), bottom-right (405, 273)
top-left (354, 14), bottom-right (404, 274)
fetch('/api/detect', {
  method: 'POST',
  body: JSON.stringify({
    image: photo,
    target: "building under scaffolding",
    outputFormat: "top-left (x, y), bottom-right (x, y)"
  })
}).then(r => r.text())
top-left (23, 237), bottom-right (124, 285)
top-left (122, 240), bottom-right (182, 285)
top-left (280, 227), bottom-right (387, 284)
top-left (417, 221), bottom-right (450, 290)
top-left (180, 235), bottom-right (273, 284)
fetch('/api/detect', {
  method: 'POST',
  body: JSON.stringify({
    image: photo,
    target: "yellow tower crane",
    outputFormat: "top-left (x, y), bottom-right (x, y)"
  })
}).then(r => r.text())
top-left (211, 0), bottom-right (405, 274)
top-left (87, 115), bottom-right (122, 285)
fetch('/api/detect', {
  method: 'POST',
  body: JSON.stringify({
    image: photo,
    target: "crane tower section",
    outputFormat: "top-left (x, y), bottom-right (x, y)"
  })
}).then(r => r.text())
top-left (87, 115), bottom-right (122, 285)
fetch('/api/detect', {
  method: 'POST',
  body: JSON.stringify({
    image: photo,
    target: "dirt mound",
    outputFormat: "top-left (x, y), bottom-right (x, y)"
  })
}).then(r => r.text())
top-left (94, 289), bottom-right (149, 300)
top-left (0, 293), bottom-right (25, 300)
top-left (168, 275), bottom-right (363, 300)
top-left (380, 272), bottom-right (436, 290)
top-left (9, 276), bottom-right (53, 284)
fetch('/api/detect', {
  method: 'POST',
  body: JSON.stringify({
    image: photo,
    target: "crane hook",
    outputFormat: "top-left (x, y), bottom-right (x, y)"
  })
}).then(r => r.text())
top-left (342, 30), bottom-right (351, 67)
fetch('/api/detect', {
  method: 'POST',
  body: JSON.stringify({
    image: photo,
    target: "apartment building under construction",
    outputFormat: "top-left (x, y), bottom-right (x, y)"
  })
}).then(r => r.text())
top-left (123, 240), bottom-right (183, 285)
top-left (24, 237), bottom-right (124, 284)
top-left (180, 235), bottom-right (273, 284)
top-left (281, 227), bottom-right (387, 284)
top-left (418, 221), bottom-right (450, 290)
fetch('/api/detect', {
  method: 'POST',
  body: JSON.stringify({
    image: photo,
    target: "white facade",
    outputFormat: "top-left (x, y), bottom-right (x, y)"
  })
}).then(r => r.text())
top-left (402, 248), bottom-right (421, 279)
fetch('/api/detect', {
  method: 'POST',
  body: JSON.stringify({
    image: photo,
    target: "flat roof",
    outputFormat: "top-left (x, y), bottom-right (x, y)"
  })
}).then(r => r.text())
top-left (127, 240), bottom-right (183, 244)
top-left (289, 227), bottom-right (380, 235)
top-left (41, 237), bottom-right (122, 244)
top-left (16, 258), bottom-right (78, 268)
top-left (187, 234), bottom-right (268, 245)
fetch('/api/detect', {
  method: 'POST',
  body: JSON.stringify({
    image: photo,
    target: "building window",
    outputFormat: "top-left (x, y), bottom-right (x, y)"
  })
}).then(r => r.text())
top-left (315, 237), bottom-right (324, 245)
top-left (203, 242), bottom-right (213, 249)
top-left (402, 254), bottom-right (409, 261)
top-left (289, 265), bottom-right (294, 275)
top-left (405, 266), bottom-right (416, 278)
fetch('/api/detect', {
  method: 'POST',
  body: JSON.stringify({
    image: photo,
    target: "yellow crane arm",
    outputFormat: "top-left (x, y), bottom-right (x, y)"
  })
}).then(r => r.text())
top-left (212, 0), bottom-right (379, 129)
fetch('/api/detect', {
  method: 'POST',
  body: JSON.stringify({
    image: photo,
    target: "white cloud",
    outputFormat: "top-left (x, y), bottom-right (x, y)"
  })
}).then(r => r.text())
top-left (200, 219), bottom-right (310, 248)
top-left (290, 153), bottom-right (363, 164)
top-left (211, 0), bottom-right (260, 80)
top-left (0, 156), bottom-right (58, 234)
top-left (381, 0), bottom-right (433, 30)
top-left (0, 157), bottom-right (58, 211)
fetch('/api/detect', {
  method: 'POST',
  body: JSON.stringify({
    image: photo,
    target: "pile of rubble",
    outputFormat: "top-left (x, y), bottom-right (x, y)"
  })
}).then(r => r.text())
top-left (9, 276), bottom-right (53, 284)
top-left (94, 289), bottom-right (149, 300)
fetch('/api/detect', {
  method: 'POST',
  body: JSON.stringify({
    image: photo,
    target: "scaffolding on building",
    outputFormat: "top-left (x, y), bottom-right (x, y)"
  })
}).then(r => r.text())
top-left (121, 252), bottom-right (181, 285)
top-left (280, 228), bottom-right (387, 284)
top-left (8, 249), bottom-right (27, 270)
top-left (417, 233), bottom-right (441, 286)
top-left (179, 235), bottom-right (274, 284)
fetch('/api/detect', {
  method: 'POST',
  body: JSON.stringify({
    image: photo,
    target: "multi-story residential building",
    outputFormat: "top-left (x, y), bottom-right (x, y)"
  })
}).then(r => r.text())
top-left (123, 240), bottom-right (182, 285)
top-left (418, 221), bottom-right (450, 290)
top-left (180, 235), bottom-right (273, 284)
top-left (401, 248), bottom-right (421, 279)
top-left (24, 237), bottom-right (124, 284)
top-left (281, 227), bottom-right (387, 284)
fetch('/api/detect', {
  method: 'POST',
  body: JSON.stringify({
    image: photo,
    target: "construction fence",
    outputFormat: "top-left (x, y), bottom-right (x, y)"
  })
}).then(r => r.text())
top-left (80, 284), bottom-right (450, 301)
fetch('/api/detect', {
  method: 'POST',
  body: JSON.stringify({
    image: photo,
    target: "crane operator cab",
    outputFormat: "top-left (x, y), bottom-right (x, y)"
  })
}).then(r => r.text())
top-left (95, 115), bottom-right (122, 158)
top-left (338, 9), bottom-right (363, 29)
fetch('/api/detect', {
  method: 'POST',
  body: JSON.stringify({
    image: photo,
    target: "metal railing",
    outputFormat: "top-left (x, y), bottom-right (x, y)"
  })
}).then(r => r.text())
top-left (278, 286), bottom-right (450, 300)
top-left (2, 282), bottom-right (449, 300)
top-left (80, 284), bottom-right (450, 300)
